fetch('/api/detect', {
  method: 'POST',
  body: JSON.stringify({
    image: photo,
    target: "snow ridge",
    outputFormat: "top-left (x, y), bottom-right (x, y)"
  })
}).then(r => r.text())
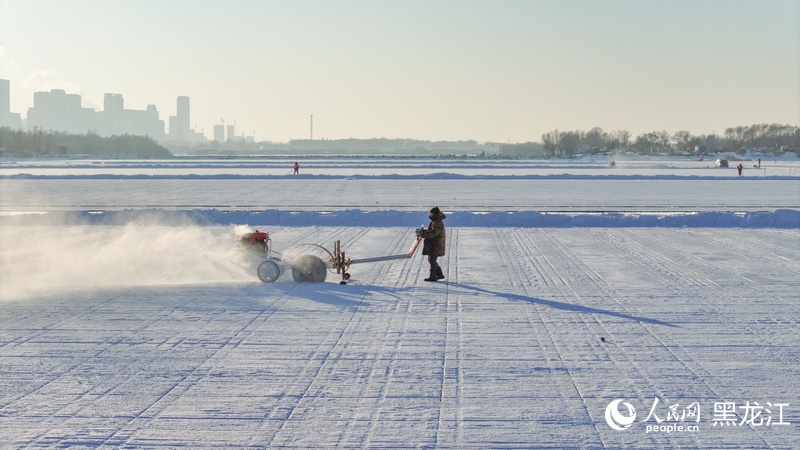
top-left (4, 173), bottom-right (800, 181)
top-left (4, 208), bottom-right (798, 228)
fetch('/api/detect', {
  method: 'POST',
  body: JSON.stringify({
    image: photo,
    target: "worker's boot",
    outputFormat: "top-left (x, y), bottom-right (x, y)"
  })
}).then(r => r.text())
top-left (436, 266), bottom-right (445, 280)
top-left (424, 269), bottom-right (438, 282)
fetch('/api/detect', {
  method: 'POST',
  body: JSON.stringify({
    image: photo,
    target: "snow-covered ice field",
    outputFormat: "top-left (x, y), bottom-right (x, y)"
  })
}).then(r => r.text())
top-left (1, 156), bottom-right (799, 448)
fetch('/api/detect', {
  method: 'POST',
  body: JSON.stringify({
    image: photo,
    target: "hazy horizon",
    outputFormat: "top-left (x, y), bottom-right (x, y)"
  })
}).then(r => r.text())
top-left (1, 0), bottom-right (798, 143)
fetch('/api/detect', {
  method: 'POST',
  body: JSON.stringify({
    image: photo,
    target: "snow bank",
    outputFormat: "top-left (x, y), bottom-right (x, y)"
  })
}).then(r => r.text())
top-left (4, 208), bottom-right (798, 228)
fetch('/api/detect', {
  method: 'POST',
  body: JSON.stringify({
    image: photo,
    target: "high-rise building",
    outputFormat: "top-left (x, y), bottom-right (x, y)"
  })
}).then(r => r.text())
top-left (26, 89), bottom-right (94, 133)
top-left (166, 95), bottom-right (193, 142)
top-left (0, 79), bottom-right (9, 116)
top-left (0, 79), bottom-right (22, 129)
top-left (23, 88), bottom-right (164, 139)
top-left (227, 124), bottom-right (235, 142)
top-left (214, 124), bottom-right (225, 143)
top-left (175, 95), bottom-right (190, 141)
top-left (103, 93), bottom-right (124, 136)
top-left (98, 93), bottom-right (164, 139)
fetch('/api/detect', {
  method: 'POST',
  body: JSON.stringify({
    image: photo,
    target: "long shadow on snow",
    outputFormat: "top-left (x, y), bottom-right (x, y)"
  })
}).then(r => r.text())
top-left (279, 282), bottom-right (372, 310)
top-left (268, 281), bottom-right (677, 328)
top-left (447, 283), bottom-right (678, 328)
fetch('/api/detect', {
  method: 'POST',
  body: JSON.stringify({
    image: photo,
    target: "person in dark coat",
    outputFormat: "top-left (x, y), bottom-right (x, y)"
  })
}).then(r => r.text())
top-left (420, 207), bottom-right (446, 282)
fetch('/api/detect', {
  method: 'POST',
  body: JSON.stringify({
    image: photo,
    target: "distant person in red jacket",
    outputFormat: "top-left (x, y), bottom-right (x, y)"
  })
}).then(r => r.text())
top-left (293, 162), bottom-right (299, 175)
top-left (737, 163), bottom-right (743, 176)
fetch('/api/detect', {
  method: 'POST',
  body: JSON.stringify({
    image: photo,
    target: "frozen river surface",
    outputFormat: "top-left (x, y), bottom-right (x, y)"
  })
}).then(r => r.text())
top-left (0, 157), bottom-right (798, 448)
top-left (2, 157), bottom-right (799, 213)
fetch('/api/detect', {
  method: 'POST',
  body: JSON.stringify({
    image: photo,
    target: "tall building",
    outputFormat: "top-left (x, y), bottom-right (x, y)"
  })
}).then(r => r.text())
top-left (165, 96), bottom-right (206, 143)
top-left (166, 95), bottom-right (193, 142)
top-left (139, 105), bottom-right (164, 140)
top-left (172, 95), bottom-right (190, 141)
top-left (226, 124), bottom-right (235, 142)
top-left (0, 79), bottom-right (22, 129)
top-left (26, 89), bottom-right (94, 133)
top-left (23, 88), bottom-right (164, 139)
top-left (0, 79), bottom-right (9, 116)
top-left (214, 124), bottom-right (225, 143)
top-left (103, 93), bottom-right (124, 136)
top-left (98, 93), bottom-right (163, 139)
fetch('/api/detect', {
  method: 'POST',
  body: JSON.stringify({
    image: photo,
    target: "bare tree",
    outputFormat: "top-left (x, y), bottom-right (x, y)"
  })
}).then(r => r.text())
top-left (542, 130), bottom-right (560, 158)
top-left (672, 130), bottom-right (691, 153)
top-left (584, 127), bottom-right (605, 149)
top-left (558, 131), bottom-right (581, 157)
top-left (609, 130), bottom-right (630, 150)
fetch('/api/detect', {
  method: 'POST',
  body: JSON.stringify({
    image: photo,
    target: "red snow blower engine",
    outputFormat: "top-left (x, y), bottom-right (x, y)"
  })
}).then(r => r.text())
top-left (239, 230), bottom-right (271, 255)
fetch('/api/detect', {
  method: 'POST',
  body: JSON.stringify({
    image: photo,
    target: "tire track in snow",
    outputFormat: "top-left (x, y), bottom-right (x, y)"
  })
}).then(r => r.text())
top-left (14, 288), bottom-right (200, 446)
top-left (707, 229), bottom-right (800, 273)
top-left (0, 285), bottom-right (186, 425)
top-left (541, 230), bottom-right (713, 449)
top-left (14, 284), bottom-right (283, 446)
top-left (387, 227), bottom-right (418, 288)
top-left (488, 228), bottom-right (606, 448)
top-left (333, 226), bottom-right (435, 446)
top-left (509, 229), bottom-right (616, 447)
top-left (509, 228), bottom-right (727, 448)
top-left (358, 280), bottom-right (418, 448)
top-left (366, 227), bottom-right (425, 289)
top-left (598, 229), bottom-right (720, 289)
top-left (561, 229), bottom-right (773, 448)
top-left (332, 228), bottom-right (434, 446)
top-left (100, 284), bottom-right (296, 447)
top-left (374, 226), bottom-right (430, 290)
top-left (602, 229), bottom-right (792, 346)
top-left (257, 287), bottom-right (365, 447)
top-left (434, 228), bottom-right (464, 448)
top-left (600, 229), bottom-right (799, 407)
top-left (524, 229), bottom-right (569, 289)
top-left (348, 227), bottom-right (408, 287)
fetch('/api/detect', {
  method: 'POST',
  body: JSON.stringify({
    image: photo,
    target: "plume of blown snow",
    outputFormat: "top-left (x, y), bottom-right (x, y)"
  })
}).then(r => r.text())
top-left (0, 221), bottom-right (261, 302)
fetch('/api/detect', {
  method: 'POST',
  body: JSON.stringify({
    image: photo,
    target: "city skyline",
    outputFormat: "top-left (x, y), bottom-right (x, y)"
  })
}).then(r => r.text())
top-left (1, 0), bottom-right (798, 143)
top-left (1, 82), bottom-right (211, 142)
top-left (0, 80), bottom-right (257, 143)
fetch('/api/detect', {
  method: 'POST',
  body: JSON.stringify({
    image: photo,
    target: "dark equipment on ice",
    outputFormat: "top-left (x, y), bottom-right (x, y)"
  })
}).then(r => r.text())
top-left (240, 228), bottom-right (424, 285)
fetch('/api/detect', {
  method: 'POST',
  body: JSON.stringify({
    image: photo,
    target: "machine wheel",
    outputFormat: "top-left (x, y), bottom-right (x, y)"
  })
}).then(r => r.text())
top-left (284, 244), bottom-right (336, 274)
top-left (257, 260), bottom-right (281, 283)
top-left (291, 254), bottom-right (328, 283)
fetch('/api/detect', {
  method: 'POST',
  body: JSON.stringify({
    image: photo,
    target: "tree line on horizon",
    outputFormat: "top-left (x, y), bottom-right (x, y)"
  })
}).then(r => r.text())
top-left (0, 123), bottom-right (797, 158)
top-left (502, 123), bottom-right (799, 158)
top-left (0, 128), bottom-right (171, 158)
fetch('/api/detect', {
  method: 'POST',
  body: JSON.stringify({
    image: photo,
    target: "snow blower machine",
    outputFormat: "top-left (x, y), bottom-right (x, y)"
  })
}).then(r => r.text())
top-left (239, 227), bottom-right (424, 285)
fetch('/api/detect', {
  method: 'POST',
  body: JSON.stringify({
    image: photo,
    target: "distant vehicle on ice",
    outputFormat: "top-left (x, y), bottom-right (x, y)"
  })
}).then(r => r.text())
top-left (715, 158), bottom-right (729, 168)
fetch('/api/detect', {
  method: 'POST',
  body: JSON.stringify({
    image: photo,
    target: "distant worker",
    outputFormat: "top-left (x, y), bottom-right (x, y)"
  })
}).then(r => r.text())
top-left (737, 163), bottom-right (743, 176)
top-left (418, 207), bottom-right (447, 282)
top-left (293, 162), bottom-right (299, 175)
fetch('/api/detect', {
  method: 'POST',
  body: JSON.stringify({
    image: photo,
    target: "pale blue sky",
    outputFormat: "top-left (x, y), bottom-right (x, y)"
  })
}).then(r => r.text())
top-left (1, 0), bottom-right (797, 142)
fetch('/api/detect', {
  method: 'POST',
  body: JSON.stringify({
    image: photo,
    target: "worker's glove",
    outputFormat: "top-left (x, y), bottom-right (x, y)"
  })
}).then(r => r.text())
top-left (415, 226), bottom-right (425, 237)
